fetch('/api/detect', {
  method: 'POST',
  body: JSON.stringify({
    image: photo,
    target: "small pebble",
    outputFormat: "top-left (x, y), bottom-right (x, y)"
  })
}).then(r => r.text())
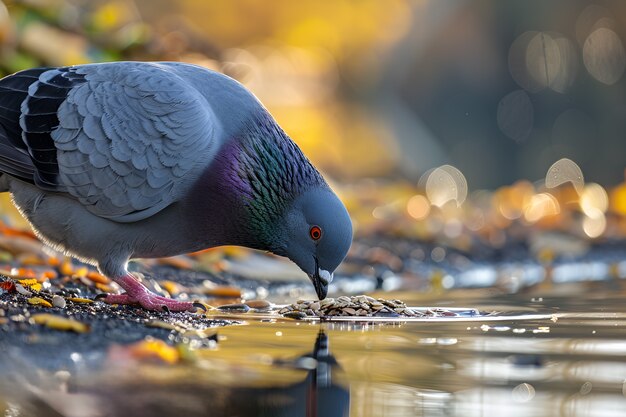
top-left (52, 295), bottom-right (66, 308)
top-left (15, 284), bottom-right (32, 297)
top-left (245, 300), bottom-right (271, 309)
top-left (217, 303), bottom-right (250, 313)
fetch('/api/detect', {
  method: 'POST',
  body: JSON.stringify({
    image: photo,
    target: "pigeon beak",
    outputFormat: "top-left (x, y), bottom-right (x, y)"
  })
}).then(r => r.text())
top-left (310, 258), bottom-right (333, 300)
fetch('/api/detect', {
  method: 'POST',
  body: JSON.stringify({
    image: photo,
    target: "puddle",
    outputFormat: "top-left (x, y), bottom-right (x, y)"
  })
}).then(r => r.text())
top-left (3, 283), bottom-right (626, 416)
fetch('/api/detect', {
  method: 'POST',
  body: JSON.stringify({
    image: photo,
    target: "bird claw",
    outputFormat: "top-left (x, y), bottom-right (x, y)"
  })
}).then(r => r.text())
top-left (97, 291), bottom-right (196, 312)
top-left (193, 302), bottom-right (208, 312)
top-left (94, 293), bottom-right (108, 301)
top-left (95, 274), bottom-right (197, 312)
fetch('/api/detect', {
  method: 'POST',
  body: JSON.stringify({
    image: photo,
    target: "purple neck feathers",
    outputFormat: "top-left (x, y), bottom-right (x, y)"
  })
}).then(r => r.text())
top-left (194, 112), bottom-right (327, 249)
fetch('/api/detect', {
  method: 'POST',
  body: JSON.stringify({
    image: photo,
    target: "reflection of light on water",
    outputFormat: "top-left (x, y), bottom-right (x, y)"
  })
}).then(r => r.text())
top-left (552, 261), bottom-right (609, 283)
top-left (583, 28), bottom-right (626, 85)
top-left (425, 165), bottom-right (468, 207)
top-left (418, 337), bottom-right (458, 346)
top-left (568, 340), bottom-right (626, 357)
top-left (580, 381), bottom-right (593, 395)
top-left (545, 158), bottom-right (584, 193)
top-left (512, 383), bottom-right (535, 402)
top-left (457, 387), bottom-right (626, 417)
top-left (351, 383), bottom-right (449, 417)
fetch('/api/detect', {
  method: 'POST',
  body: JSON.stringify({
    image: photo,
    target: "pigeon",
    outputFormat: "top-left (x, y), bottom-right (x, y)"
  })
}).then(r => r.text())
top-left (0, 61), bottom-right (352, 311)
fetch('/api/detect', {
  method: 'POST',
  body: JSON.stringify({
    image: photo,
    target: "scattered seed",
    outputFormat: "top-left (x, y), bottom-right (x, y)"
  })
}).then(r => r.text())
top-left (279, 295), bottom-right (455, 319)
top-left (283, 311), bottom-right (307, 320)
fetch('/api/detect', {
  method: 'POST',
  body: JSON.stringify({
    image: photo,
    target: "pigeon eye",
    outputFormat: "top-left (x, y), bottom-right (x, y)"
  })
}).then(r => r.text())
top-left (309, 226), bottom-right (322, 241)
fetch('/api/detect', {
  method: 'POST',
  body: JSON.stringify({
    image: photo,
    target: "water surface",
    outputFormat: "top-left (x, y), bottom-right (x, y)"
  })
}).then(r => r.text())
top-left (4, 283), bottom-right (626, 417)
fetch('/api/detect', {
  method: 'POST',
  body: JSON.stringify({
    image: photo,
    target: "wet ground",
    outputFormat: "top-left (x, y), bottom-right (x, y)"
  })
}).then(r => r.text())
top-left (2, 279), bottom-right (626, 416)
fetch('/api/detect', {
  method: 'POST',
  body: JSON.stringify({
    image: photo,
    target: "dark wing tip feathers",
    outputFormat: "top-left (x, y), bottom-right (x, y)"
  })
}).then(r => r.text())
top-left (0, 66), bottom-right (86, 188)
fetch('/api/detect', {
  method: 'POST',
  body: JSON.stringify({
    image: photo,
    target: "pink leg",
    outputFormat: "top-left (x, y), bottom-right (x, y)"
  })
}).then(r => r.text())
top-left (99, 274), bottom-right (197, 312)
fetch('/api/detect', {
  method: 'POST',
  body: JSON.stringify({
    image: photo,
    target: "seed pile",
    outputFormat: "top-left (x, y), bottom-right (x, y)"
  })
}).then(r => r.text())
top-left (278, 295), bottom-right (457, 319)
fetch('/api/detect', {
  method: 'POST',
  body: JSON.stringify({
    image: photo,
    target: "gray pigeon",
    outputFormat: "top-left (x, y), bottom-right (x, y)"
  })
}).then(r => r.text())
top-left (0, 62), bottom-right (352, 311)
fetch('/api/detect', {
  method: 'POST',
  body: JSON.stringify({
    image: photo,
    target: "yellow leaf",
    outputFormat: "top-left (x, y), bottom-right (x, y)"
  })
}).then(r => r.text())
top-left (73, 267), bottom-right (88, 278)
top-left (31, 314), bottom-right (89, 333)
top-left (161, 280), bottom-right (181, 296)
top-left (60, 259), bottom-right (74, 276)
top-left (66, 297), bottom-right (94, 304)
top-left (27, 297), bottom-right (52, 307)
top-left (17, 278), bottom-right (42, 291)
top-left (129, 339), bottom-right (180, 364)
top-left (203, 286), bottom-right (242, 298)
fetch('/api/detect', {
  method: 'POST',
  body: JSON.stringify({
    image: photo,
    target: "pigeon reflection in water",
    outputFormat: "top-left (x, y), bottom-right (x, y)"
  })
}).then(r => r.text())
top-left (221, 330), bottom-right (350, 417)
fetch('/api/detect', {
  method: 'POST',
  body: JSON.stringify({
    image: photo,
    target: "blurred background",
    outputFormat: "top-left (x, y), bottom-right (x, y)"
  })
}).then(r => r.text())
top-left (2, 0), bottom-right (626, 248)
top-left (4, 4), bottom-right (626, 415)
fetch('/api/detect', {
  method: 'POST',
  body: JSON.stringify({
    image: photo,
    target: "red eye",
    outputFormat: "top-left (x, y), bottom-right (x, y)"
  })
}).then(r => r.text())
top-left (309, 226), bottom-right (322, 241)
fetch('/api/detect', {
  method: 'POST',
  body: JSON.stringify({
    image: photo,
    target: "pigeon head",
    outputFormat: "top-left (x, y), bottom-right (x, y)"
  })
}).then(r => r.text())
top-left (218, 112), bottom-right (352, 299)
top-left (278, 187), bottom-right (352, 299)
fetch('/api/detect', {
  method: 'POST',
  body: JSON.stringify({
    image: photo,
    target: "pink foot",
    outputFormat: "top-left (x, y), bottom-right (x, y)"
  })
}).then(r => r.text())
top-left (98, 274), bottom-right (198, 312)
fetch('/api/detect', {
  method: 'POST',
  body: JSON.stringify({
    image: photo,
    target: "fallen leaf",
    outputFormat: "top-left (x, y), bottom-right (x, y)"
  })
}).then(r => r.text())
top-left (18, 278), bottom-right (42, 292)
top-left (73, 267), bottom-right (88, 278)
top-left (128, 339), bottom-right (180, 364)
top-left (86, 271), bottom-right (110, 284)
top-left (203, 286), bottom-right (242, 298)
top-left (161, 280), bottom-right (181, 296)
top-left (27, 297), bottom-right (52, 307)
top-left (31, 313), bottom-right (89, 333)
top-left (60, 260), bottom-right (74, 276)
top-left (66, 297), bottom-right (93, 304)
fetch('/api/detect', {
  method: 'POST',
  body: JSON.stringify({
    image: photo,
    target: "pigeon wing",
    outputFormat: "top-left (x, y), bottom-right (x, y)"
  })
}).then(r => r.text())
top-left (3, 62), bottom-right (217, 222)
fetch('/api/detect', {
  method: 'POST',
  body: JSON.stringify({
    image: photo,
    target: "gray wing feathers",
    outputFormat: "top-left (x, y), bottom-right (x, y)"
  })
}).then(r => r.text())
top-left (51, 63), bottom-right (215, 222)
